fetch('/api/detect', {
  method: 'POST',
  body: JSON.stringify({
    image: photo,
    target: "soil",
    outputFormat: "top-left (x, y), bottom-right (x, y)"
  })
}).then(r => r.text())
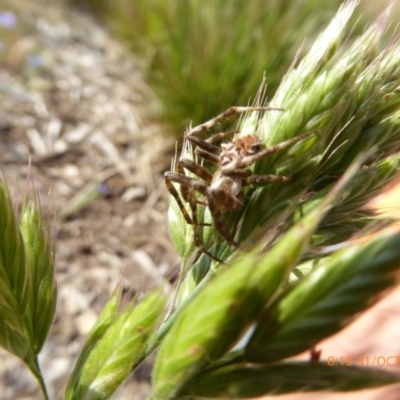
top-left (0, 1), bottom-right (178, 399)
top-left (1, 1), bottom-right (400, 400)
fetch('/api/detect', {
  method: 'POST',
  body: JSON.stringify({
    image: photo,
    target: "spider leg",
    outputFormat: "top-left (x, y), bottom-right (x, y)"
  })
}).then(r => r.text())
top-left (205, 130), bottom-right (239, 144)
top-left (185, 135), bottom-right (220, 164)
top-left (192, 130), bottom-right (241, 163)
top-left (165, 172), bottom-right (224, 263)
top-left (188, 190), bottom-right (225, 263)
top-left (243, 174), bottom-right (290, 186)
top-left (165, 172), bottom-right (196, 225)
top-left (225, 169), bottom-right (252, 179)
top-left (195, 148), bottom-right (220, 164)
top-left (188, 106), bottom-right (283, 136)
top-left (240, 129), bottom-right (318, 168)
top-left (188, 130), bottom-right (240, 164)
top-left (187, 135), bottom-right (220, 155)
top-left (165, 171), bottom-right (211, 224)
top-left (178, 158), bottom-right (213, 184)
top-left (177, 158), bottom-right (212, 204)
top-left (208, 195), bottom-right (240, 248)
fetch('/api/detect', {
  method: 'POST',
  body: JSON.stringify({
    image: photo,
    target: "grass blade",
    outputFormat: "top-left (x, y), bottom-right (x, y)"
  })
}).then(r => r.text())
top-left (180, 362), bottom-right (400, 398)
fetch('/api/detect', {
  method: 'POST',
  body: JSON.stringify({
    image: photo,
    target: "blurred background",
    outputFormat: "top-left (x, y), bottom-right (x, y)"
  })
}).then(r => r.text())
top-left (0, 0), bottom-right (399, 399)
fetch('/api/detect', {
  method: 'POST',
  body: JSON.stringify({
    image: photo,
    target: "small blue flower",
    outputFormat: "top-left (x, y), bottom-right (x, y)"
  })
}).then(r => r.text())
top-left (97, 183), bottom-right (109, 196)
top-left (0, 11), bottom-right (17, 29)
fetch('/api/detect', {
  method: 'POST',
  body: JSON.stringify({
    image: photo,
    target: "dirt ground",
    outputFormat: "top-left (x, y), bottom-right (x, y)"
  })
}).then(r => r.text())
top-left (0, 1), bottom-right (178, 398)
top-left (1, 1), bottom-right (400, 400)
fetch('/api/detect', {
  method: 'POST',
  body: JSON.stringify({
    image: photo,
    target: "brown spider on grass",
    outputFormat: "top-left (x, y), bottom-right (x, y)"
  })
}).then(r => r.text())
top-left (165, 106), bottom-right (316, 262)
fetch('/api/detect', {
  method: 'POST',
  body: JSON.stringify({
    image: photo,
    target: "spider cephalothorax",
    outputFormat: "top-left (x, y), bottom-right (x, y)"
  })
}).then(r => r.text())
top-left (165, 106), bottom-right (315, 262)
top-left (207, 134), bottom-right (274, 214)
top-left (219, 135), bottom-right (263, 171)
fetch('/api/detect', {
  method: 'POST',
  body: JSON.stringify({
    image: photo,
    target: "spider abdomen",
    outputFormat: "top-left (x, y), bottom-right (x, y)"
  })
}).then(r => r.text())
top-left (209, 172), bottom-right (243, 212)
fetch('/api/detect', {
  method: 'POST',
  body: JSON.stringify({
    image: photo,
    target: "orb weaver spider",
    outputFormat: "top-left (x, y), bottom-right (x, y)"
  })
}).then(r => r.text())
top-left (165, 106), bottom-right (316, 262)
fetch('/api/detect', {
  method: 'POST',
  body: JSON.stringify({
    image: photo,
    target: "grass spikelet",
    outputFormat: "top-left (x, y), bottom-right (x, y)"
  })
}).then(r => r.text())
top-left (180, 362), bottom-right (400, 398)
top-left (66, 290), bottom-right (165, 400)
top-left (0, 181), bottom-right (31, 358)
top-left (246, 228), bottom-right (400, 363)
top-left (20, 198), bottom-right (57, 354)
top-left (152, 157), bottom-right (363, 399)
top-left (154, 2), bottom-right (400, 399)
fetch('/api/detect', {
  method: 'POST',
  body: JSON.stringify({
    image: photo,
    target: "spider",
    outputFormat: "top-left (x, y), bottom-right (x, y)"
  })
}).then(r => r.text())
top-left (165, 106), bottom-right (316, 262)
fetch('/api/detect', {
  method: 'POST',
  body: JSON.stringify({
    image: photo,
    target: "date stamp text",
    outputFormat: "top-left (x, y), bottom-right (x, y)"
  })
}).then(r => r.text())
top-left (327, 356), bottom-right (400, 367)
